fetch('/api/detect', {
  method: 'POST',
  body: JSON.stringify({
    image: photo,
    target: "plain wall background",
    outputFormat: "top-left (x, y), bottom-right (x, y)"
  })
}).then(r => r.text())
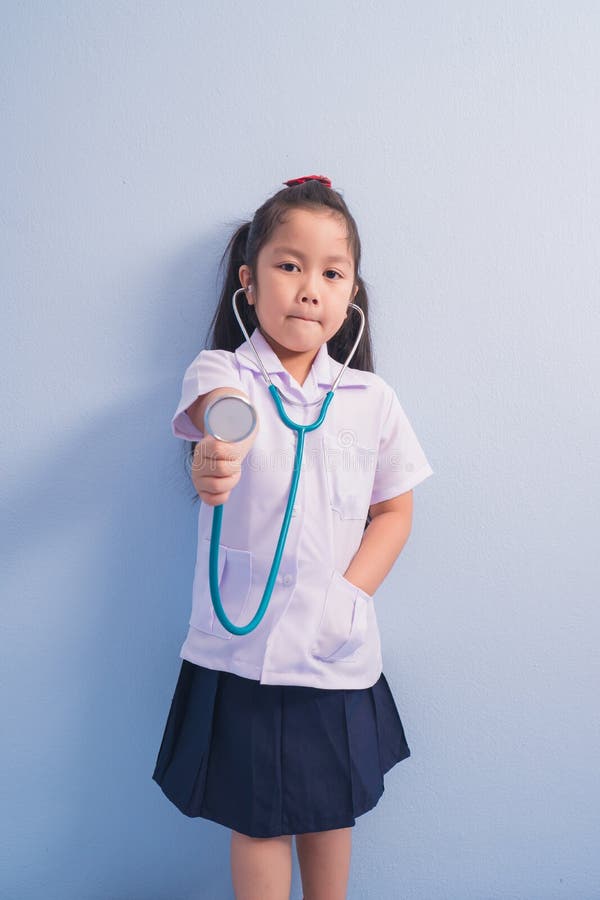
top-left (2, 2), bottom-right (599, 898)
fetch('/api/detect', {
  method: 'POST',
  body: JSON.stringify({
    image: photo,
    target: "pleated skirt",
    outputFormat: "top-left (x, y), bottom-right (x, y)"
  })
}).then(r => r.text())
top-left (152, 659), bottom-right (411, 838)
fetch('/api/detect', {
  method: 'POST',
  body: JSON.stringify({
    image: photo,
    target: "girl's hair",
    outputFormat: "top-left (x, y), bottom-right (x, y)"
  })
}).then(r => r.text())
top-left (183, 179), bottom-right (376, 526)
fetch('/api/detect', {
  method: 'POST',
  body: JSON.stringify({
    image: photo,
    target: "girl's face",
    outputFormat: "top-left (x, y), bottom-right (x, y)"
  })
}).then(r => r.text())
top-left (238, 207), bottom-right (359, 383)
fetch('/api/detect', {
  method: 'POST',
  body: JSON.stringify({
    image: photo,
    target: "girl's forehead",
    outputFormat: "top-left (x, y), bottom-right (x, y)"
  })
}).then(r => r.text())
top-left (262, 208), bottom-right (353, 259)
top-left (274, 206), bottom-right (347, 233)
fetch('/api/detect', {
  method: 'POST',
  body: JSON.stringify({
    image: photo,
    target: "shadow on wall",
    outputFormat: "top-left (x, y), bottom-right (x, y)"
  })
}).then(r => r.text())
top-left (3, 229), bottom-right (304, 898)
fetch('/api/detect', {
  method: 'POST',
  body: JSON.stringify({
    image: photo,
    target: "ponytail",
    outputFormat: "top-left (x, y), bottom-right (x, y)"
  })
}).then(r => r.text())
top-left (207, 222), bottom-right (259, 352)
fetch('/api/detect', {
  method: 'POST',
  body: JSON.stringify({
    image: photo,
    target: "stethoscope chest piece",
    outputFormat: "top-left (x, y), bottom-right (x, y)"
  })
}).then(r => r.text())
top-left (204, 393), bottom-right (257, 442)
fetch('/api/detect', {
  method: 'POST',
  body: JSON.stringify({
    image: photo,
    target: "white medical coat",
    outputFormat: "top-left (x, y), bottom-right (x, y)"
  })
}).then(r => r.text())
top-left (171, 326), bottom-right (434, 689)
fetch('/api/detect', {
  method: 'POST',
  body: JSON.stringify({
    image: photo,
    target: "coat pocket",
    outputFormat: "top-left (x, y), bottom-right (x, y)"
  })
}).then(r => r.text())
top-left (311, 569), bottom-right (372, 662)
top-left (322, 432), bottom-right (377, 520)
top-left (190, 538), bottom-right (253, 640)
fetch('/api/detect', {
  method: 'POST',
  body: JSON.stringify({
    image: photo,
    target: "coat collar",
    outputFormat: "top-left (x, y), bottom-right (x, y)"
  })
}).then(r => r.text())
top-left (234, 326), bottom-right (369, 391)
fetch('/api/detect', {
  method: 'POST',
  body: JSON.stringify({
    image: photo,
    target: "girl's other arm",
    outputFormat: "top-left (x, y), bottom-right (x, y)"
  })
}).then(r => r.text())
top-left (343, 491), bottom-right (413, 597)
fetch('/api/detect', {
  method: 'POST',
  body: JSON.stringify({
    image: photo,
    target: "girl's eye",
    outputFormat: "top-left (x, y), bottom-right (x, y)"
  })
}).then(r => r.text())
top-left (278, 264), bottom-right (342, 279)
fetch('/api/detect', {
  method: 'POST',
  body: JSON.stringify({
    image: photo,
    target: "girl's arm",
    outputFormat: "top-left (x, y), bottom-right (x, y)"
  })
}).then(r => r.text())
top-left (343, 491), bottom-right (413, 597)
top-left (186, 387), bottom-right (259, 506)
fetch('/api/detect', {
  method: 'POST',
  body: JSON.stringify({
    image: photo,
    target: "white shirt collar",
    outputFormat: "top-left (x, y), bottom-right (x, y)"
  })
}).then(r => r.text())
top-left (234, 326), bottom-right (368, 395)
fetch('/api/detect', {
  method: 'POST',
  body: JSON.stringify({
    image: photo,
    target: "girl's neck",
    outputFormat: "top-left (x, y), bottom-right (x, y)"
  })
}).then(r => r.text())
top-left (261, 330), bottom-right (318, 388)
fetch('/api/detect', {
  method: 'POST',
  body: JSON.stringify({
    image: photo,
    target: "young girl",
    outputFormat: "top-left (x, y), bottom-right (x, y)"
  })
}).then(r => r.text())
top-left (152, 175), bottom-right (434, 900)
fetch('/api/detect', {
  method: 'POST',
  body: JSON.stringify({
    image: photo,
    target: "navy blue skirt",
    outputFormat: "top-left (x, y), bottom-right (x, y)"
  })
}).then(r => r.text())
top-left (152, 660), bottom-right (411, 838)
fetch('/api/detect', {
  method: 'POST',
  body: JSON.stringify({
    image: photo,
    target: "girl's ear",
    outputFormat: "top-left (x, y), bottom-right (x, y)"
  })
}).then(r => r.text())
top-left (238, 264), bottom-right (251, 290)
top-left (238, 265), bottom-right (255, 305)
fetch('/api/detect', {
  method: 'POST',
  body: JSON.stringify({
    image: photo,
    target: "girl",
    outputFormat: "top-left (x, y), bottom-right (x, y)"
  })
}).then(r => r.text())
top-left (152, 175), bottom-right (434, 900)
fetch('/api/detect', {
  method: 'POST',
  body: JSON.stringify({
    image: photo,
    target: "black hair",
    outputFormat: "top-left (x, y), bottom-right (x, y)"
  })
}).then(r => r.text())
top-left (182, 178), bottom-right (376, 529)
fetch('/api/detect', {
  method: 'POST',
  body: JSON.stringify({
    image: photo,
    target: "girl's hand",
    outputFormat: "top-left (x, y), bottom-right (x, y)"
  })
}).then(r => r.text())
top-left (191, 430), bottom-right (257, 506)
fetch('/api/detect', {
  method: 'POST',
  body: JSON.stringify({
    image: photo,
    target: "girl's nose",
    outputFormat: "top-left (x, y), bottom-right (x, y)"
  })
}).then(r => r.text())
top-left (299, 273), bottom-right (321, 305)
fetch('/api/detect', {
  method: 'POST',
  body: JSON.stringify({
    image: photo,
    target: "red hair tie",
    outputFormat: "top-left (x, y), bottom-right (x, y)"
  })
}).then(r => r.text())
top-left (283, 174), bottom-right (332, 189)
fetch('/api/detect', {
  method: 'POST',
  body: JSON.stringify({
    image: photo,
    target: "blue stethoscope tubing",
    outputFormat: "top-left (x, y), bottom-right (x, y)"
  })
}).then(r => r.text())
top-left (207, 286), bottom-right (365, 636)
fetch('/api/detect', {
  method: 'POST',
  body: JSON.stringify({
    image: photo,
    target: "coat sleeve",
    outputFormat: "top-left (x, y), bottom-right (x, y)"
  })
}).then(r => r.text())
top-left (171, 349), bottom-right (242, 440)
top-left (369, 383), bottom-right (434, 504)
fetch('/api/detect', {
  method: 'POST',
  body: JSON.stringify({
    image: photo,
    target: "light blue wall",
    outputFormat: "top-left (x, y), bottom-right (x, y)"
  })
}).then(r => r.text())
top-left (2, 2), bottom-right (598, 898)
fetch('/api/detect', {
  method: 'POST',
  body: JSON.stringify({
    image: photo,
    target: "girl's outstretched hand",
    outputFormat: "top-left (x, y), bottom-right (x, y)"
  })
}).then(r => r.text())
top-left (191, 429), bottom-right (257, 506)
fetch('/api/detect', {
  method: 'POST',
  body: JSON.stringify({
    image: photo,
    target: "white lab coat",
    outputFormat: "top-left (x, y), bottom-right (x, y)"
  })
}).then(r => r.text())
top-left (171, 327), bottom-right (434, 689)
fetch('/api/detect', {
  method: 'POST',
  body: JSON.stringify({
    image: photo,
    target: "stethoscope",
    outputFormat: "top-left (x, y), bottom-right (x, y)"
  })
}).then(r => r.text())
top-left (203, 286), bottom-right (365, 636)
